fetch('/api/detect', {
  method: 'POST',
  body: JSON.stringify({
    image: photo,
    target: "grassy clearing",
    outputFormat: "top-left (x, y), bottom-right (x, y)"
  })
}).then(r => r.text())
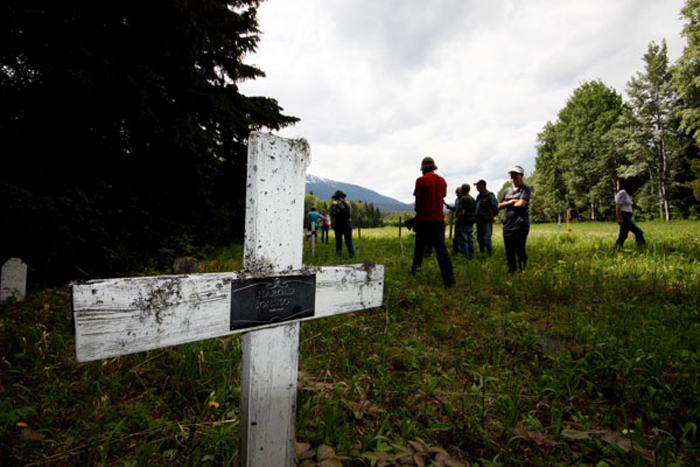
top-left (2, 221), bottom-right (699, 466)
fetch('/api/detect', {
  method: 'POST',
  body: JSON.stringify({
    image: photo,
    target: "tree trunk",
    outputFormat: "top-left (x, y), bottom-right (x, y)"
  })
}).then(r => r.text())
top-left (659, 119), bottom-right (671, 221)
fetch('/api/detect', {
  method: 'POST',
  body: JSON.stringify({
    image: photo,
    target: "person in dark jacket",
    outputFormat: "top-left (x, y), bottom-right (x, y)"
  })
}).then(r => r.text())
top-left (331, 190), bottom-right (354, 257)
top-left (474, 179), bottom-right (498, 257)
top-left (455, 183), bottom-right (477, 259)
top-left (498, 165), bottom-right (531, 273)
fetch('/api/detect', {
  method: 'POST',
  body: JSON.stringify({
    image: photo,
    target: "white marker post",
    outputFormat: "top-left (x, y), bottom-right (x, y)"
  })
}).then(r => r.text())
top-left (310, 222), bottom-right (317, 257)
top-left (71, 133), bottom-right (384, 467)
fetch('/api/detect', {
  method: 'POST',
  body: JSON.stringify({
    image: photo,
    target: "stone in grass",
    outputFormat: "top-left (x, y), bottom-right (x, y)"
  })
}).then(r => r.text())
top-left (172, 257), bottom-right (198, 274)
top-left (535, 332), bottom-right (567, 357)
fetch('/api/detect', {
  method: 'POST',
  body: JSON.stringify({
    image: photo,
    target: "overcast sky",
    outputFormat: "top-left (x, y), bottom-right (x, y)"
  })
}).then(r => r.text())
top-left (240, 0), bottom-right (687, 204)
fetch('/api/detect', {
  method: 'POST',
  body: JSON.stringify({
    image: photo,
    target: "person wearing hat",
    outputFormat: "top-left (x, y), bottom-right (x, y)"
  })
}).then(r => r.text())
top-left (455, 183), bottom-right (477, 258)
top-left (474, 179), bottom-right (498, 257)
top-left (411, 157), bottom-right (455, 287)
top-left (330, 190), bottom-right (355, 257)
top-left (498, 165), bottom-right (531, 273)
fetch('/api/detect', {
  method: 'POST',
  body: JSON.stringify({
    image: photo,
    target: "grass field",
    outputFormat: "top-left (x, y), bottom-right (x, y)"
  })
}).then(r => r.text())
top-left (2, 220), bottom-right (699, 466)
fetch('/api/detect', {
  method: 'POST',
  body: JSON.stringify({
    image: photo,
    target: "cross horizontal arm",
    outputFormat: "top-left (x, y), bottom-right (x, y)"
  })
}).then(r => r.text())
top-left (72, 264), bottom-right (384, 362)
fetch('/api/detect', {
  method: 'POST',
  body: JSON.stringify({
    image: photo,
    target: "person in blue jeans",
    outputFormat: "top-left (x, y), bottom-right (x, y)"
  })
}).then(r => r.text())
top-left (320, 209), bottom-right (331, 243)
top-left (615, 177), bottom-right (646, 248)
top-left (474, 179), bottom-right (498, 257)
top-left (455, 183), bottom-right (476, 259)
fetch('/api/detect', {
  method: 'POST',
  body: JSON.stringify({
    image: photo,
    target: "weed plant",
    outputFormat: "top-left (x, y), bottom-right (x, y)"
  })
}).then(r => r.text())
top-left (1, 222), bottom-right (699, 465)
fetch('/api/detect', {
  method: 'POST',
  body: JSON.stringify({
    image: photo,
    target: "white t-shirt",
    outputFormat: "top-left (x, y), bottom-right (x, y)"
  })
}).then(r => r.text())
top-left (615, 189), bottom-right (634, 213)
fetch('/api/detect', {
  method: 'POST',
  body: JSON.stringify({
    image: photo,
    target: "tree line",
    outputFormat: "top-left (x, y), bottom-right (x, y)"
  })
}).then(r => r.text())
top-left (532, 1), bottom-right (700, 222)
top-left (304, 193), bottom-right (384, 229)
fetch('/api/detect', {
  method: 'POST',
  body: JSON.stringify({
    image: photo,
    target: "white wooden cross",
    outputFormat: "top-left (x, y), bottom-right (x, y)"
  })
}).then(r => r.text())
top-left (71, 133), bottom-right (384, 466)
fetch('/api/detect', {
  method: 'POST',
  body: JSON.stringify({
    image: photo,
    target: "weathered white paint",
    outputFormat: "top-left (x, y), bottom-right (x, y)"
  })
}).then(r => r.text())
top-left (243, 133), bottom-right (309, 274)
top-left (71, 133), bottom-right (385, 467)
top-left (242, 132), bottom-right (310, 467)
top-left (72, 265), bottom-right (384, 361)
top-left (1, 257), bottom-right (27, 302)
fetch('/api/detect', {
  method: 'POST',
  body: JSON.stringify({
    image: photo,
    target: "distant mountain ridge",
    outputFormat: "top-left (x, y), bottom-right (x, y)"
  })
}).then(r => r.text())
top-left (305, 174), bottom-right (413, 213)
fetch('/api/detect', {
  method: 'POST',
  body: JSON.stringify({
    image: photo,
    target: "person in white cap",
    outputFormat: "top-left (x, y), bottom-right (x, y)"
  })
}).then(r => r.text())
top-left (498, 165), bottom-right (531, 273)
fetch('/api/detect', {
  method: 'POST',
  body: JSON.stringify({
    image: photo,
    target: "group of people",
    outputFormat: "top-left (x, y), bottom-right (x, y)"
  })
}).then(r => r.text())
top-left (306, 189), bottom-right (355, 258)
top-left (411, 157), bottom-right (532, 287)
top-left (308, 155), bottom-right (646, 289)
top-left (445, 180), bottom-right (499, 260)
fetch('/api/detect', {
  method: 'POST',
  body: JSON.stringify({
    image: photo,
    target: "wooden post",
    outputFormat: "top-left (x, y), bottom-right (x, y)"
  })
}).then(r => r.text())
top-left (310, 224), bottom-right (317, 257)
top-left (557, 214), bottom-right (562, 241)
top-left (240, 133), bottom-right (309, 466)
top-left (71, 133), bottom-right (385, 467)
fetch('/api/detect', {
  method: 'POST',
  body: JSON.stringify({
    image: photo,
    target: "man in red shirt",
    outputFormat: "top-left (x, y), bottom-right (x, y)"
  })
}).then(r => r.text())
top-left (411, 157), bottom-right (455, 287)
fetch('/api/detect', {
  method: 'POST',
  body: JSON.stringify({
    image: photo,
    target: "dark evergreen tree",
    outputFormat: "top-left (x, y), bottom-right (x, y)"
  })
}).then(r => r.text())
top-left (1, 0), bottom-right (297, 283)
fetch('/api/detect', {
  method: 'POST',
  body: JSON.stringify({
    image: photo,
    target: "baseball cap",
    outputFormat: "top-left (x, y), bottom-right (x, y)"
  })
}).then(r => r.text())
top-left (508, 165), bottom-right (524, 174)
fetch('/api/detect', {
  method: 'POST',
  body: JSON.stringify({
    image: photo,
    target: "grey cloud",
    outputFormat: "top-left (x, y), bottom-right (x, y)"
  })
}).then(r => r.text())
top-left (326, 0), bottom-right (490, 71)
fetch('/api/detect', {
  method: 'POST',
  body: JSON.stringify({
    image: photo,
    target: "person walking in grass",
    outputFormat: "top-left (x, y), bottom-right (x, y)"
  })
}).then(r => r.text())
top-left (615, 177), bottom-right (646, 249)
top-left (474, 179), bottom-right (498, 257)
top-left (498, 165), bottom-right (531, 273)
top-left (411, 156), bottom-right (455, 288)
top-left (455, 183), bottom-right (477, 259)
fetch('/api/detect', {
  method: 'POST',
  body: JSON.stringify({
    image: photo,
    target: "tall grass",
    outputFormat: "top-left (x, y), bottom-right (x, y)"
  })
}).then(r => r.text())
top-left (1, 221), bottom-right (699, 465)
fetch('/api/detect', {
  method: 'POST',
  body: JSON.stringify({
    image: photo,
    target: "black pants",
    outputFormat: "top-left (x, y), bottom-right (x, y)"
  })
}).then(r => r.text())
top-left (334, 222), bottom-right (354, 257)
top-left (503, 227), bottom-right (529, 273)
top-left (412, 221), bottom-right (454, 287)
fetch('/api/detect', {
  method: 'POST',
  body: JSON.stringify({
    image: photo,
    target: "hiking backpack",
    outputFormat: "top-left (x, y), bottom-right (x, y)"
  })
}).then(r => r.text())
top-left (332, 199), bottom-right (350, 222)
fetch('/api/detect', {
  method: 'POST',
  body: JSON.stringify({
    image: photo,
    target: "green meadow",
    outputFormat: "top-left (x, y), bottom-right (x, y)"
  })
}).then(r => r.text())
top-left (2, 221), bottom-right (699, 466)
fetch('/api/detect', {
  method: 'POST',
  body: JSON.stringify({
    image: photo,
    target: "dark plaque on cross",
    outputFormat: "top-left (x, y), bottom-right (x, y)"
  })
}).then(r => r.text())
top-left (230, 274), bottom-right (316, 330)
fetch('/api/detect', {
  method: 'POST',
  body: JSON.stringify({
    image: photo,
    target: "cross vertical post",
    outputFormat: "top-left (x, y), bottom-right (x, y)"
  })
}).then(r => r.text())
top-left (240, 133), bottom-right (310, 466)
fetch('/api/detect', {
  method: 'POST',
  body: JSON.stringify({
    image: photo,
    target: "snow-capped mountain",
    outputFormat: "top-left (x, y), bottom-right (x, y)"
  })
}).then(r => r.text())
top-left (305, 174), bottom-right (413, 213)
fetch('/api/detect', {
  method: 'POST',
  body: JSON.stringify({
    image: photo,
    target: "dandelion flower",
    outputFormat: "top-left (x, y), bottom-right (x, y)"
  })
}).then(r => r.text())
top-left (208, 401), bottom-right (220, 408)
